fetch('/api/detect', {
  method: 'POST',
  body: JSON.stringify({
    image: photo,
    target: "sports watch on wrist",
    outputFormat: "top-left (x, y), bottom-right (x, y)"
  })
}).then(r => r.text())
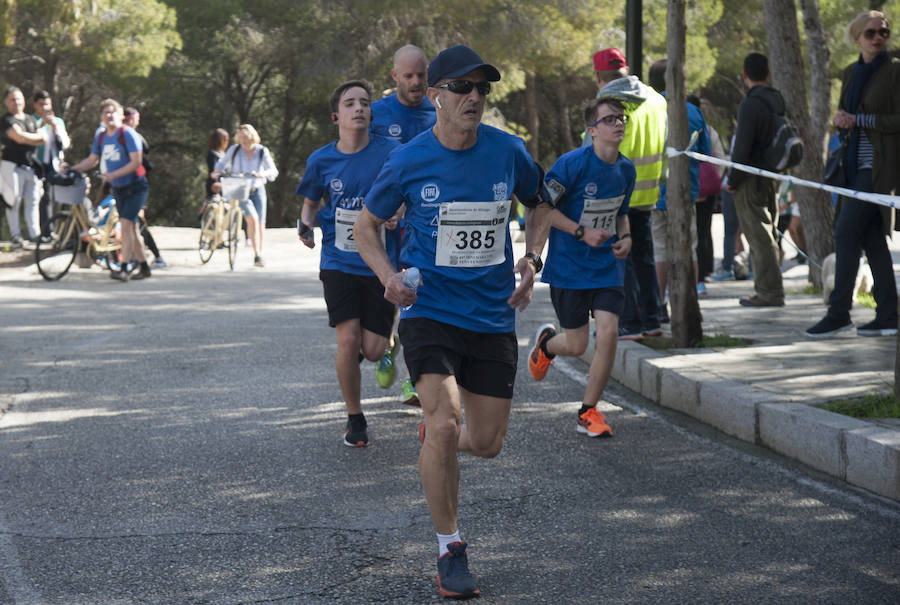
top-left (524, 252), bottom-right (543, 273)
top-left (574, 225), bottom-right (585, 240)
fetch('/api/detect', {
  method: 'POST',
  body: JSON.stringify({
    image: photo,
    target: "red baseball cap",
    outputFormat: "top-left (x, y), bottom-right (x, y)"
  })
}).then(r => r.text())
top-left (593, 48), bottom-right (628, 71)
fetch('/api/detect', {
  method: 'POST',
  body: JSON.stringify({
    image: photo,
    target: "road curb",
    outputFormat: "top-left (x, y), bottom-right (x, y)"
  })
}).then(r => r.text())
top-left (585, 340), bottom-right (900, 502)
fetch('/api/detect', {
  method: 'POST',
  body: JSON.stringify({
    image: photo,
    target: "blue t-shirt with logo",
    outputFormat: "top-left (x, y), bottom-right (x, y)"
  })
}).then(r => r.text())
top-left (90, 126), bottom-right (144, 188)
top-left (371, 94), bottom-right (436, 144)
top-left (296, 135), bottom-right (400, 275)
top-left (366, 124), bottom-right (541, 333)
top-left (542, 146), bottom-right (635, 289)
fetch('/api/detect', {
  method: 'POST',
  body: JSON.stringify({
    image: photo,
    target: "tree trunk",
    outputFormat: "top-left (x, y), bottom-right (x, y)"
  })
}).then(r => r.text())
top-left (667, 0), bottom-right (702, 347)
top-left (762, 0), bottom-right (833, 288)
top-left (525, 71), bottom-right (539, 159)
top-left (800, 0), bottom-right (830, 153)
top-left (557, 82), bottom-right (575, 151)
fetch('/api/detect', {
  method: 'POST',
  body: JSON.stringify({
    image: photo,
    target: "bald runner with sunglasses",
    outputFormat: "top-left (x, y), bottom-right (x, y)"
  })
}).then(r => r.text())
top-left (354, 45), bottom-right (554, 600)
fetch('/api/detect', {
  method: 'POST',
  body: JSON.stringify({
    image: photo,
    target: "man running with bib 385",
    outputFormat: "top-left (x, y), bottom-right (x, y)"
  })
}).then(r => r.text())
top-left (354, 45), bottom-right (553, 600)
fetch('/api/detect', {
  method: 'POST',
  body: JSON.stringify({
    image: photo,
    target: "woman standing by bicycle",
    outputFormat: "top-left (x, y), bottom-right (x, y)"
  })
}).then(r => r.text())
top-left (67, 98), bottom-right (151, 281)
top-left (206, 128), bottom-right (229, 200)
top-left (213, 124), bottom-right (278, 267)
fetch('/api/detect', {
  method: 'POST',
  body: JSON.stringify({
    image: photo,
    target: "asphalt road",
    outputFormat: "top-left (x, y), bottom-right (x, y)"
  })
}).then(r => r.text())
top-left (1, 228), bottom-right (899, 604)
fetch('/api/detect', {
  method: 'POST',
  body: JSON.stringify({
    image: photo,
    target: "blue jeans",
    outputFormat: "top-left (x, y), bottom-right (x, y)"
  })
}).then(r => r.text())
top-left (828, 169), bottom-right (897, 324)
top-left (720, 189), bottom-right (738, 272)
top-left (239, 187), bottom-right (267, 225)
top-left (621, 208), bottom-right (661, 332)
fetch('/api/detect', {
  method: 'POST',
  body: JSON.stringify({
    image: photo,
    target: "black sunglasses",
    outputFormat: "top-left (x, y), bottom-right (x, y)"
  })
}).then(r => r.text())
top-left (590, 114), bottom-right (628, 128)
top-left (862, 27), bottom-right (891, 40)
top-left (435, 80), bottom-right (492, 96)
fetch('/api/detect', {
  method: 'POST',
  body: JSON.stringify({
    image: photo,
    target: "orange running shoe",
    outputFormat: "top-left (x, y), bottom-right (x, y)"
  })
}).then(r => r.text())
top-left (529, 323), bottom-right (557, 381)
top-left (577, 407), bottom-right (612, 438)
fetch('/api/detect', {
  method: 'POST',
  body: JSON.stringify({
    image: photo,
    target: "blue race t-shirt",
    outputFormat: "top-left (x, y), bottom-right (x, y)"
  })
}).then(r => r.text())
top-left (371, 94), bottom-right (436, 144)
top-left (91, 126), bottom-right (144, 189)
top-left (296, 135), bottom-right (400, 276)
top-left (657, 100), bottom-right (710, 210)
top-left (542, 147), bottom-right (635, 289)
top-left (366, 124), bottom-right (541, 333)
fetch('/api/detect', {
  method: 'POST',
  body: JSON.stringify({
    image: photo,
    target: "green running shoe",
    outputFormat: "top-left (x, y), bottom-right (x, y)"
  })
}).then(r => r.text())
top-left (375, 336), bottom-right (399, 388)
top-left (401, 377), bottom-right (420, 407)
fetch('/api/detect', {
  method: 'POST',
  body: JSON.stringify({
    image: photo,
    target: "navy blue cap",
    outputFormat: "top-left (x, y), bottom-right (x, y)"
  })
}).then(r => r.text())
top-left (427, 45), bottom-right (501, 88)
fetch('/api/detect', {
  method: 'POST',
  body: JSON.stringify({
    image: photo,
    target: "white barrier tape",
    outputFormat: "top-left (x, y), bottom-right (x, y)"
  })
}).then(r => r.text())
top-left (665, 145), bottom-right (900, 209)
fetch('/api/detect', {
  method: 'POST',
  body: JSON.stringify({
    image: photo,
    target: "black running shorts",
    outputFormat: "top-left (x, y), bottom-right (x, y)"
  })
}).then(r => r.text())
top-left (320, 269), bottom-right (395, 337)
top-left (550, 286), bottom-right (624, 330)
top-left (399, 317), bottom-right (517, 399)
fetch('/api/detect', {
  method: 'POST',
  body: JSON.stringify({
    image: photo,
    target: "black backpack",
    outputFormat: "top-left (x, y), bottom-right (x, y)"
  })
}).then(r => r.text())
top-left (756, 95), bottom-right (804, 172)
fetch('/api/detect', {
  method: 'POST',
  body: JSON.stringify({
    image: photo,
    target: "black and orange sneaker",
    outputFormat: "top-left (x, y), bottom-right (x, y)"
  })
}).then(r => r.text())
top-left (577, 407), bottom-right (612, 438)
top-left (436, 541), bottom-right (480, 599)
top-left (529, 323), bottom-right (557, 381)
top-left (343, 416), bottom-right (368, 447)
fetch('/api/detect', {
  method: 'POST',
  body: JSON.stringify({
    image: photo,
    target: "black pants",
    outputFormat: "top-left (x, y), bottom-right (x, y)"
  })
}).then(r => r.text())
top-left (695, 196), bottom-right (715, 281)
top-left (828, 169), bottom-right (897, 324)
top-left (621, 208), bottom-right (661, 332)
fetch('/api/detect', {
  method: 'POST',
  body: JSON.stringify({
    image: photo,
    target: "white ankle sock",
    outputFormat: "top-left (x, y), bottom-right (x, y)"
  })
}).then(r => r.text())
top-left (437, 531), bottom-right (461, 556)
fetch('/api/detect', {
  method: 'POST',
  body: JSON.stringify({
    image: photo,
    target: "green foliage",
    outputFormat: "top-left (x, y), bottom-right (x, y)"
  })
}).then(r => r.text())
top-left (856, 292), bottom-right (877, 309)
top-left (641, 333), bottom-right (752, 350)
top-left (820, 391), bottom-right (900, 419)
top-left (3, 0), bottom-right (898, 228)
top-left (645, 0), bottom-right (723, 91)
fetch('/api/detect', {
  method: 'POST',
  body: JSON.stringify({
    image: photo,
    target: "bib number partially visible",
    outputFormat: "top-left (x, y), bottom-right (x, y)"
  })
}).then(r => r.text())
top-left (579, 195), bottom-right (624, 236)
top-left (335, 207), bottom-right (383, 252)
top-left (436, 200), bottom-right (509, 267)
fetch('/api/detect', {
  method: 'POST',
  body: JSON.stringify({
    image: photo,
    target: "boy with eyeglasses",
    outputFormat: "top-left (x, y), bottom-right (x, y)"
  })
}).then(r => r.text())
top-left (354, 45), bottom-right (553, 600)
top-left (528, 97), bottom-right (634, 438)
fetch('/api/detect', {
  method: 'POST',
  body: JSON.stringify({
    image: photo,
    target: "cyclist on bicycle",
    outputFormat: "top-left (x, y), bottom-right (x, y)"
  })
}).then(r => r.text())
top-left (212, 124), bottom-right (277, 268)
top-left (66, 98), bottom-right (151, 281)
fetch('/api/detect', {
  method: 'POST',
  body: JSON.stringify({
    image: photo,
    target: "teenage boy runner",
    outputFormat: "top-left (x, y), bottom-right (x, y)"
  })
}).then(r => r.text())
top-left (354, 45), bottom-right (553, 600)
top-left (296, 80), bottom-right (401, 447)
top-left (529, 97), bottom-right (635, 438)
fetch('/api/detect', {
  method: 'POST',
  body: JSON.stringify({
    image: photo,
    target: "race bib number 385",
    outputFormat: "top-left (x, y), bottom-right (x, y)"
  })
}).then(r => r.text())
top-left (436, 200), bottom-right (509, 267)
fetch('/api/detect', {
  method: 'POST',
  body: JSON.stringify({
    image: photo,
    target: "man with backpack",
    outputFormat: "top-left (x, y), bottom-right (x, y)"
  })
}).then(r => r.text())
top-left (725, 52), bottom-right (787, 307)
top-left (67, 98), bottom-right (151, 281)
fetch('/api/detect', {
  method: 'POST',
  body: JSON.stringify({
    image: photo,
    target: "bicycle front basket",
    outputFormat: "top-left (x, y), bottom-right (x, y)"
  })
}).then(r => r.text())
top-left (220, 176), bottom-right (254, 201)
top-left (50, 179), bottom-right (88, 206)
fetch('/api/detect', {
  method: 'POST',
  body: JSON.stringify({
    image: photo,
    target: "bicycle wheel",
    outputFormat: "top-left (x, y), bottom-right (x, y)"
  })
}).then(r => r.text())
top-left (35, 213), bottom-right (78, 281)
top-left (227, 210), bottom-right (241, 270)
top-left (198, 209), bottom-right (217, 264)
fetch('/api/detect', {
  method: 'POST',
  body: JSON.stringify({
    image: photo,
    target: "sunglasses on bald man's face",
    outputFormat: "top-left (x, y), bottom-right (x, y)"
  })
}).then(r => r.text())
top-left (862, 27), bottom-right (891, 40)
top-left (435, 80), bottom-right (492, 96)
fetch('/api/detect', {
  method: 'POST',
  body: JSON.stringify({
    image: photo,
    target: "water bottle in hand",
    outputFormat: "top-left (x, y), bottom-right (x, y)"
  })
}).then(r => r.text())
top-left (401, 267), bottom-right (421, 310)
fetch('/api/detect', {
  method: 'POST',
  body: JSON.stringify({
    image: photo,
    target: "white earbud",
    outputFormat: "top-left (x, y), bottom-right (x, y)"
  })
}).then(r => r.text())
top-left (435, 97), bottom-right (442, 109)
